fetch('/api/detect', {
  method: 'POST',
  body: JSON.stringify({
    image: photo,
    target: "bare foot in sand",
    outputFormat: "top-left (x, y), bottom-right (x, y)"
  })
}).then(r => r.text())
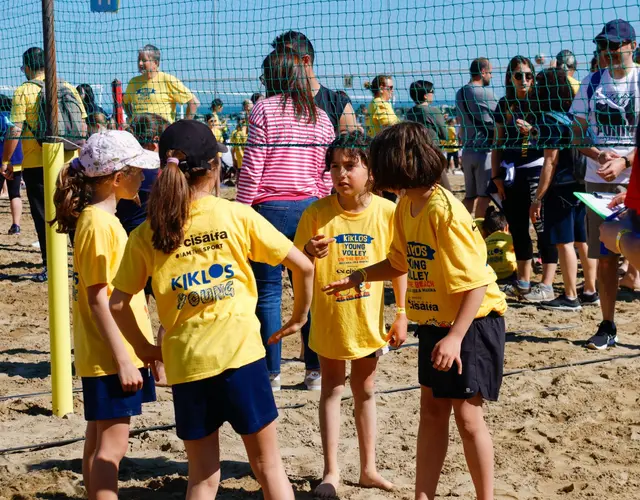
top-left (314, 472), bottom-right (340, 498)
top-left (359, 470), bottom-right (394, 491)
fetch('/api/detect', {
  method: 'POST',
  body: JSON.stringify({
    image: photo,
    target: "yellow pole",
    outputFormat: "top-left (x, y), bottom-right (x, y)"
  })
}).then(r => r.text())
top-left (43, 142), bottom-right (73, 417)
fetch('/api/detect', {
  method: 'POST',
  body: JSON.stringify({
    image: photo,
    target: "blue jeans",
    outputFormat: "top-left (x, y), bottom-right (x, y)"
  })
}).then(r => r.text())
top-left (251, 198), bottom-right (320, 375)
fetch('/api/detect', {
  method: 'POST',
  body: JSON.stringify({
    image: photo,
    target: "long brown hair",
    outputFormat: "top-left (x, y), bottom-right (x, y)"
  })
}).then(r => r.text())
top-left (147, 150), bottom-right (214, 254)
top-left (262, 48), bottom-right (317, 123)
top-left (50, 160), bottom-right (132, 233)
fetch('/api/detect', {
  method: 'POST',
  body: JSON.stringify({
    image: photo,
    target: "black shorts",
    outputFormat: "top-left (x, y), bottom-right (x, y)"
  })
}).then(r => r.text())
top-left (543, 184), bottom-right (587, 245)
top-left (417, 313), bottom-right (505, 401)
top-left (0, 171), bottom-right (22, 200)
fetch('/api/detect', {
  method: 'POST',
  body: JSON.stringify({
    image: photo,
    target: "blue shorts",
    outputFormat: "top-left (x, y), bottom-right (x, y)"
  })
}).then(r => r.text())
top-left (81, 368), bottom-right (156, 421)
top-left (544, 184), bottom-right (587, 245)
top-left (171, 358), bottom-right (278, 441)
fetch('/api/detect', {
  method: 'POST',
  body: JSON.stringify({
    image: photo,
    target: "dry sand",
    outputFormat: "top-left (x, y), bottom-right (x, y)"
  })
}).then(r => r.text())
top-left (1, 175), bottom-right (639, 499)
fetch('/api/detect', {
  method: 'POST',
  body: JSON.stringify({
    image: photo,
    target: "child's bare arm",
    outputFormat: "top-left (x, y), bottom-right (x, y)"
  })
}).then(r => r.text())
top-left (387, 273), bottom-right (408, 347)
top-left (322, 258), bottom-right (404, 294)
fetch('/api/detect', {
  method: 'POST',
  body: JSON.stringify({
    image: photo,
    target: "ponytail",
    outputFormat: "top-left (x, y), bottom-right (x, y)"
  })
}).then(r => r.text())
top-left (148, 152), bottom-right (192, 254)
top-left (50, 159), bottom-right (95, 233)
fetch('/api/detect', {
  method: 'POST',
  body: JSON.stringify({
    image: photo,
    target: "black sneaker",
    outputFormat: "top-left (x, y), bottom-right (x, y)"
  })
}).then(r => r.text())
top-left (539, 294), bottom-right (582, 311)
top-left (585, 320), bottom-right (618, 350)
top-left (579, 291), bottom-right (601, 306)
top-left (8, 224), bottom-right (20, 235)
top-left (32, 267), bottom-right (47, 283)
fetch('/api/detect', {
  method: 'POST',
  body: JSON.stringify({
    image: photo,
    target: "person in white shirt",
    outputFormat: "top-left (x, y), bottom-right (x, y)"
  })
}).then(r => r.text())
top-left (571, 19), bottom-right (639, 350)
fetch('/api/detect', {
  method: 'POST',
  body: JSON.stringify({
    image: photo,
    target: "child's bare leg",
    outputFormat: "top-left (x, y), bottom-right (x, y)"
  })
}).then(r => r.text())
top-left (242, 420), bottom-right (294, 500)
top-left (91, 417), bottom-right (130, 500)
top-left (351, 356), bottom-right (393, 491)
top-left (82, 421), bottom-right (97, 498)
top-left (452, 395), bottom-right (494, 500)
top-left (415, 387), bottom-right (452, 500)
top-left (183, 431), bottom-right (221, 499)
top-left (315, 356), bottom-right (346, 498)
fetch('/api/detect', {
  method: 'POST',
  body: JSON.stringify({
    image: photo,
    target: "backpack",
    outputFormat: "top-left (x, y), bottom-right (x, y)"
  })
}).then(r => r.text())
top-left (534, 110), bottom-right (589, 185)
top-left (25, 80), bottom-right (85, 151)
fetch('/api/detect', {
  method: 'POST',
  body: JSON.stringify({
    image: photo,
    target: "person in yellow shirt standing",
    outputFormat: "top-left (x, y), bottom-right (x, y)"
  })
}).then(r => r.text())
top-left (556, 50), bottom-right (580, 96)
top-left (1, 47), bottom-right (87, 282)
top-left (324, 122), bottom-right (506, 500)
top-left (278, 133), bottom-right (407, 498)
top-left (443, 117), bottom-right (461, 172)
top-left (109, 120), bottom-right (313, 500)
top-left (230, 119), bottom-right (248, 171)
top-left (123, 44), bottom-right (199, 123)
top-left (50, 130), bottom-right (160, 499)
top-left (364, 74), bottom-right (399, 138)
top-left (209, 98), bottom-right (228, 143)
top-left (482, 206), bottom-right (517, 281)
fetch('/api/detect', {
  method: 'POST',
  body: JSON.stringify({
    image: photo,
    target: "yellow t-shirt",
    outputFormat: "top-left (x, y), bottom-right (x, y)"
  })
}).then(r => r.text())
top-left (567, 75), bottom-right (580, 96)
top-left (211, 112), bottom-right (224, 143)
top-left (365, 97), bottom-right (399, 138)
top-left (230, 127), bottom-right (248, 169)
top-left (387, 186), bottom-right (507, 326)
top-left (112, 196), bottom-right (293, 385)
top-left (294, 195), bottom-right (396, 360)
top-left (72, 206), bottom-right (153, 377)
top-left (443, 126), bottom-right (459, 153)
top-left (123, 71), bottom-right (194, 123)
top-left (10, 78), bottom-right (87, 169)
top-left (485, 231), bottom-right (517, 280)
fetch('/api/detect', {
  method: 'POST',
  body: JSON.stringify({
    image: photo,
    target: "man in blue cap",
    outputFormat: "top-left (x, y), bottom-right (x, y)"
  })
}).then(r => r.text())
top-left (571, 19), bottom-right (639, 349)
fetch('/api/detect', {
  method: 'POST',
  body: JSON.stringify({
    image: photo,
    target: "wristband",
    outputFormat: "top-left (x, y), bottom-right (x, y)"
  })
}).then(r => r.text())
top-left (303, 243), bottom-right (314, 258)
top-left (355, 268), bottom-right (368, 283)
top-left (1, 161), bottom-right (8, 168)
top-left (624, 156), bottom-right (631, 169)
top-left (616, 229), bottom-right (632, 254)
top-left (396, 307), bottom-right (406, 315)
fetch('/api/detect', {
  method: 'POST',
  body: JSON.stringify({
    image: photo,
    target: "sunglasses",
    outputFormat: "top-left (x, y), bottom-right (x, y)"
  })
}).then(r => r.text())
top-left (596, 40), bottom-right (629, 52)
top-left (259, 75), bottom-right (265, 86)
top-left (513, 71), bottom-right (534, 82)
top-left (381, 85), bottom-right (394, 91)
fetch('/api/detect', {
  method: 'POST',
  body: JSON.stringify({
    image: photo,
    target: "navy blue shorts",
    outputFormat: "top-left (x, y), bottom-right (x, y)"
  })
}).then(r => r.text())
top-left (81, 367), bottom-right (156, 421)
top-left (544, 184), bottom-right (587, 245)
top-left (418, 313), bottom-right (505, 401)
top-left (171, 358), bottom-right (278, 441)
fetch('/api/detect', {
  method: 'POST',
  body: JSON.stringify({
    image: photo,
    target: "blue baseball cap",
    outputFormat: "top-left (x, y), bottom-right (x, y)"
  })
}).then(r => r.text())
top-left (594, 19), bottom-right (636, 43)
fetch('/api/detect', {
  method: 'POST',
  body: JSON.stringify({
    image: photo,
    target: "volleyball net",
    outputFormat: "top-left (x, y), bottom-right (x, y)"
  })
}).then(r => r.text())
top-left (1, 0), bottom-right (638, 148)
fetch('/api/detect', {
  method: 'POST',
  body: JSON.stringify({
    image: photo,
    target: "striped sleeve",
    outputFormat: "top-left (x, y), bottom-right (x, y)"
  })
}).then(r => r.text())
top-left (236, 102), bottom-right (267, 205)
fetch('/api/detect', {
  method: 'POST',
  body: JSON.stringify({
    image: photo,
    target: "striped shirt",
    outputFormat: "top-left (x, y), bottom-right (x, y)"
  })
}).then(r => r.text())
top-left (236, 95), bottom-right (335, 205)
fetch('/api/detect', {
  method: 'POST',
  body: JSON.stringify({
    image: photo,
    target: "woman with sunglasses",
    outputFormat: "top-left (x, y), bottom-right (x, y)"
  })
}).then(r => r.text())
top-left (492, 56), bottom-right (558, 302)
top-left (364, 75), bottom-right (399, 138)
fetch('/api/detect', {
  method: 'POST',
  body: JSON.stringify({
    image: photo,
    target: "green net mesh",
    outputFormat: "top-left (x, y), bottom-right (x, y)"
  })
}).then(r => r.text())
top-left (0, 0), bottom-right (638, 156)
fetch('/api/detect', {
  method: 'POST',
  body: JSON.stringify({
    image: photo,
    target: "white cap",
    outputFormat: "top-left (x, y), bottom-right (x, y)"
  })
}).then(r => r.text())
top-left (77, 130), bottom-right (159, 177)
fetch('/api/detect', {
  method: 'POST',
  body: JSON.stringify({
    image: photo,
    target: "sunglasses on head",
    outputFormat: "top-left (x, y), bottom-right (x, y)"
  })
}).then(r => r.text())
top-left (513, 71), bottom-right (534, 82)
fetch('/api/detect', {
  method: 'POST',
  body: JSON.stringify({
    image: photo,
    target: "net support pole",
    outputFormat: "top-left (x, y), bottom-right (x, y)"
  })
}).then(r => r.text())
top-left (42, 0), bottom-right (73, 418)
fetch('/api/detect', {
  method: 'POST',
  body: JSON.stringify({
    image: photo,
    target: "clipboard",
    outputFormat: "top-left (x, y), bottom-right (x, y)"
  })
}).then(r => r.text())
top-left (573, 192), bottom-right (623, 220)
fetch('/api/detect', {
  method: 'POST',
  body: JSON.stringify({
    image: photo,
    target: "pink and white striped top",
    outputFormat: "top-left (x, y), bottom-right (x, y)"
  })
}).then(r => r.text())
top-left (236, 95), bottom-right (336, 205)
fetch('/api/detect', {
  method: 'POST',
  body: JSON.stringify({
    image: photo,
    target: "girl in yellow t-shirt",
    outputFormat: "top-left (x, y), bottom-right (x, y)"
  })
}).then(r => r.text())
top-left (276, 132), bottom-right (407, 497)
top-left (51, 130), bottom-right (160, 499)
top-left (109, 120), bottom-right (313, 500)
top-left (324, 122), bottom-right (507, 500)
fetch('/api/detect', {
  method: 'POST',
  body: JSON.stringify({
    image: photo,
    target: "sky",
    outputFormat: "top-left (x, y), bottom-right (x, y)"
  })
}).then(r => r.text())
top-left (0, 0), bottom-right (637, 110)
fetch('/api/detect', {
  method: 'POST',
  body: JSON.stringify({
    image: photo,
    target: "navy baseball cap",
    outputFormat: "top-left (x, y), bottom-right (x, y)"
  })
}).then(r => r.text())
top-left (594, 19), bottom-right (636, 43)
top-left (159, 120), bottom-right (227, 172)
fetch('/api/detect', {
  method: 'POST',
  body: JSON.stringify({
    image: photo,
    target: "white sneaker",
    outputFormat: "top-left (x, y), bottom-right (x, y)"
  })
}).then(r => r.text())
top-left (304, 370), bottom-right (321, 391)
top-left (269, 374), bottom-right (281, 392)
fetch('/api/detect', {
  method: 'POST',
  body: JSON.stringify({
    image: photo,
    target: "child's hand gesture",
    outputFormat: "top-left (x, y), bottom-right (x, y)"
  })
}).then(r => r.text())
top-left (322, 270), bottom-right (364, 295)
top-left (267, 313), bottom-right (309, 345)
top-left (387, 313), bottom-right (408, 348)
top-left (117, 362), bottom-right (144, 392)
top-left (431, 334), bottom-right (463, 374)
top-left (304, 234), bottom-right (335, 259)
